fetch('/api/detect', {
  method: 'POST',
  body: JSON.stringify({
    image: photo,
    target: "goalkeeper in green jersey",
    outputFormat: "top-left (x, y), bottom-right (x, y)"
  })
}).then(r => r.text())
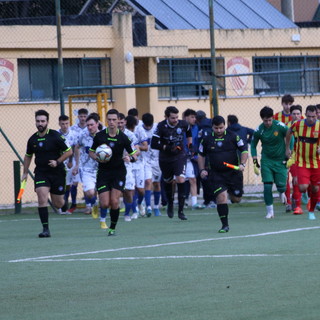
top-left (251, 106), bottom-right (290, 219)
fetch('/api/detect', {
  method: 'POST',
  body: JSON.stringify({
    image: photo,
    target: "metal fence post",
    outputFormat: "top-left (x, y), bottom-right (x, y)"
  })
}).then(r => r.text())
top-left (13, 161), bottom-right (21, 214)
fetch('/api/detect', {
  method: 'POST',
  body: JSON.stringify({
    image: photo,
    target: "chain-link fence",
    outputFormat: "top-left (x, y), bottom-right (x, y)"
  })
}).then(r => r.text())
top-left (1, 0), bottom-right (320, 212)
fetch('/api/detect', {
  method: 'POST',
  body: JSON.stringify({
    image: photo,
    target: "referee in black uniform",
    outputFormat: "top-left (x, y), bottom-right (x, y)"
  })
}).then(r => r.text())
top-left (89, 109), bottom-right (138, 236)
top-left (151, 106), bottom-right (193, 220)
top-left (198, 115), bottom-right (248, 232)
top-left (22, 110), bottom-right (72, 237)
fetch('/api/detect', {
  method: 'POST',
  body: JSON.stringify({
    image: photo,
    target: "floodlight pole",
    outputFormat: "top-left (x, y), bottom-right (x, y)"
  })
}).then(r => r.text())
top-left (55, 0), bottom-right (65, 115)
top-left (209, 0), bottom-right (219, 117)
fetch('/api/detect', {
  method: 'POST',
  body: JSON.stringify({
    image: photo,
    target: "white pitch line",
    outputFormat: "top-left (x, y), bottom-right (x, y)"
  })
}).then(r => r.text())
top-left (29, 253), bottom-right (320, 262)
top-left (8, 226), bottom-right (320, 263)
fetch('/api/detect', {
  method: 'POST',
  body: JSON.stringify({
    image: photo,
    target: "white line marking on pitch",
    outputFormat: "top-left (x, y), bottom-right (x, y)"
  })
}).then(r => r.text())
top-left (8, 226), bottom-right (320, 263)
top-left (29, 253), bottom-right (320, 262)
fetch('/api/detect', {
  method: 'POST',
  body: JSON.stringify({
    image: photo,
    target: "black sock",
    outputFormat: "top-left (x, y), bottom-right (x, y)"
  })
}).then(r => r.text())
top-left (177, 182), bottom-right (186, 213)
top-left (164, 182), bottom-right (173, 205)
top-left (217, 203), bottom-right (229, 227)
top-left (110, 208), bottom-right (120, 230)
top-left (38, 207), bottom-right (49, 229)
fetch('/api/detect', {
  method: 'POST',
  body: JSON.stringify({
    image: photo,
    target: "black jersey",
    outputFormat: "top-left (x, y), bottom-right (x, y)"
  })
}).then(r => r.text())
top-left (90, 128), bottom-right (137, 170)
top-left (198, 130), bottom-right (247, 172)
top-left (26, 129), bottom-right (70, 172)
top-left (151, 119), bottom-right (191, 160)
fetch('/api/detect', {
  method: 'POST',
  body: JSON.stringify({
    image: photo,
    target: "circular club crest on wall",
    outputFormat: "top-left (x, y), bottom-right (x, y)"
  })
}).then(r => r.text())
top-left (227, 57), bottom-right (249, 96)
top-left (0, 59), bottom-right (14, 102)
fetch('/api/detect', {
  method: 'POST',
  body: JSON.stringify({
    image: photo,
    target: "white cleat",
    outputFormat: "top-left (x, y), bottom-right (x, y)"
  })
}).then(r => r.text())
top-left (138, 204), bottom-right (146, 217)
top-left (265, 212), bottom-right (274, 219)
top-left (124, 215), bottom-right (132, 222)
top-left (131, 213), bottom-right (139, 220)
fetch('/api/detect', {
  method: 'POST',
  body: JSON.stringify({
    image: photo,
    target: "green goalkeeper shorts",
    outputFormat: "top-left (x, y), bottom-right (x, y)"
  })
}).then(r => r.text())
top-left (261, 159), bottom-right (287, 185)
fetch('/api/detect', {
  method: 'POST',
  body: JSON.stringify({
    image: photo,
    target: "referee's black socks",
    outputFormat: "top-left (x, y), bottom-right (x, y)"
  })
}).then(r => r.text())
top-left (110, 208), bottom-right (120, 230)
top-left (38, 207), bottom-right (49, 229)
top-left (217, 203), bottom-right (229, 227)
top-left (177, 182), bottom-right (186, 213)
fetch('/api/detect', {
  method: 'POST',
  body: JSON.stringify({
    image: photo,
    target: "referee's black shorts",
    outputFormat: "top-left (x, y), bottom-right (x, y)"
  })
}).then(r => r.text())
top-left (34, 169), bottom-right (66, 195)
top-left (208, 170), bottom-right (243, 199)
top-left (96, 167), bottom-right (126, 194)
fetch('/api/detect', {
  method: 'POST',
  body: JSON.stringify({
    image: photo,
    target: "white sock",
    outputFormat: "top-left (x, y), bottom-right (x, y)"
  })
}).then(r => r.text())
top-left (154, 205), bottom-right (159, 209)
top-left (267, 205), bottom-right (274, 214)
top-left (191, 196), bottom-right (197, 206)
top-left (100, 217), bottom-right (106, 222)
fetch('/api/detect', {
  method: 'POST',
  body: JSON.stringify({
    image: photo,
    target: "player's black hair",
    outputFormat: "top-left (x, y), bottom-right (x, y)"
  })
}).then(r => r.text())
top-left (260, 106), bottom-right (274, 119)
top-left (128, 108), bottom-right (138, 117)
top-left (107, 109), bottom-right (119, 117)
top-left (118, 112), bottom-right (125, 120)
top-left (142, 113), bottom-right (154, 126)
top-left (306, 105), bottom-right (317, 113)
top-left (86, 113), bottom-right (99, 123)
top-left (183, 108), bottom-right (196, 118)
top-left (35, 109), bottom-right (49, 121)
top-left (165, 106), bottom-right (179, 118)
top-left (78, 108), bottom-right (89, 115)
top-left (126, 115), bottom-right (137, 130)
top-left (227, 114), bottom-right (238, 125)
top-left (290, 105), bottom-right (302, 114)
top-left (281, 94), bottom-right (294, 104)
top-left (212, 115), bottom-right (225, 126)
top-left (58, 115), bottom-right (69, 121)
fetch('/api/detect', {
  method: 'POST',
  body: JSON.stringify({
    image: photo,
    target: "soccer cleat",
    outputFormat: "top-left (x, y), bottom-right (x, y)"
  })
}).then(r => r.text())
top-left (153, 208), bottom-right (161, 216)
top-left (178, 212), bottom-right (188, 220)
top-left (308, 212), bottom-right (316, 220)
top-left (265, 212), bottom-right (274, 219)
top-left (146, 207), bottom-right (152, 217)
top-left (92, 205), bottom-right (99, 219)
top-left (100, 221), bottom-right (108, 229)
top-left (138, 204), bottom-right (146, 217)
top-left (119, 207), bottom-right (125, 213)
top-left (84, 206), bottom-right (92, 215)
top-left (131, 213), bottom-right (139, 220)
top-left (124, 215), bottom-right (132, 222)
top-left (167, 202), bottom-right (174, 218)
top-left (67, 204), bottom-right (77, 214)
top-left (108, 229), bottom-right (116, 236)
top-left (293, 207), bottom-right (303, 215)
top-left (285, 204), bottom-right (292, 212)
top-left (192, 203), bottom-right (206, 210)
top-left (218, 226), bottom-right (229, 233)
top-left (38, 228), bottom-right (51, 238)
top-left (58, 209), bottom-right (66, 215)
top-left (307, 200), bottom-right (311, 212)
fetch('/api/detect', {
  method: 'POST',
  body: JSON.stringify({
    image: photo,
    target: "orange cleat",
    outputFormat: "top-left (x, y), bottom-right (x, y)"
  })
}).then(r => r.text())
top-left (293, 207), bottom-right (304, 215)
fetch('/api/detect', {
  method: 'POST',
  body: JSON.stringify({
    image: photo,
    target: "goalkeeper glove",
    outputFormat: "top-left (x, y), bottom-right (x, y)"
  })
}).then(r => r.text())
top-left (253, 158), bottom-right (260, 176)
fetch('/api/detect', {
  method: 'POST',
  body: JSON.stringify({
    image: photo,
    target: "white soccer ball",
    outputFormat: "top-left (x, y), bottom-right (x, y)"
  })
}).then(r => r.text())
top-left (96, 144), bottom-right (112, 163)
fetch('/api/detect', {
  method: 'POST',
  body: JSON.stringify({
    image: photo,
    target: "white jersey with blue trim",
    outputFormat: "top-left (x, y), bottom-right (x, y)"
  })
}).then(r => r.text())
top-left (78, 130), bottom-right (98, 172)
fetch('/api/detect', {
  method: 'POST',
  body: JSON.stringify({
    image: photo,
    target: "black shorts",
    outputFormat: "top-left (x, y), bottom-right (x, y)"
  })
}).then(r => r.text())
top-left (34, 169), bottom-right (66, 195)
top-left (96, 167), bottom-right (126, 194)
top-left (159, 155), bottom-right (187, 182)
top-left (208, 170), bottom-right (243, 199)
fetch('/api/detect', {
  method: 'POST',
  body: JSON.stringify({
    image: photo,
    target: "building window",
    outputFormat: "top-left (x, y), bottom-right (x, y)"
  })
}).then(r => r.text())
top-left (157, 58), bottom-right (225, 99)
top-left (253, 56), bottom-right (320, 95)
top-left (18, 58), bottom-right (111, 101)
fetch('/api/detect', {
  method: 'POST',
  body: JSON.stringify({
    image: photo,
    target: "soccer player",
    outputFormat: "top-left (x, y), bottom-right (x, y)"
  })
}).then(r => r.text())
top-left (72, 114), bottom-right (102, 223)
top-left (141, 112), bottom-right (162, 216)
top-left (285, 105), bottom-right (320, 220)
top-left (273, 94), bottom-right (294, 123)
top-left (285, 105), bottom-right (303, 214)
top-left (21, 110), bottom-right (72, 237)
top-left (69, 108), bottom-right (89, 213)
top-left (251, 106), bottom-right (289, 219)
top-left (198, 115), bottom-right (248, 232)
top-left (151, 106), bottom-right (192, 220)
top-left (58, 115), bottom-right (78, 214)
top-left (89, 109), bottom-right (138, 236)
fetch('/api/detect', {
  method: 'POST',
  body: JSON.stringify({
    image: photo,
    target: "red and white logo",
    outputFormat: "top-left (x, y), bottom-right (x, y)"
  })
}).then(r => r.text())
top-left (227, 57), bottom-right (249, 96)
top-left (0, 59), bottom-right (14, 102)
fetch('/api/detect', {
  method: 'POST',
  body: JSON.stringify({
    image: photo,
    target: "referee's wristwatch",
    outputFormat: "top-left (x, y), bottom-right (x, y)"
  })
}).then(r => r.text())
top-left (240, 163), bottom-right (246, 167)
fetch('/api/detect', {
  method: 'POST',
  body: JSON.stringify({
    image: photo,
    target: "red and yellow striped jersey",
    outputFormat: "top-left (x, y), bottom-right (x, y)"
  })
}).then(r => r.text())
top-left (274, 111), bottom-right (292, 124)
top-left (290, 119), bottom-right (320, 168)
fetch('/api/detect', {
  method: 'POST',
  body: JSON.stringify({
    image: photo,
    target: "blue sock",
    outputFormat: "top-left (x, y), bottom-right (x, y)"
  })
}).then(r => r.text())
top-left (100, 208), bottom-right (108, 218)
top-left (90, 196), bottom-right (97, 206)
top-left (154, 191), bottom-right (161, 206)
top-left (64, 189), bottom-right (70, 203)
top-left (70, 185), bottom-right (77, 205)
top-left (85, 196), bottom-right (91, 206)
top-left (125, 201), bottom-right (132, 215)
top-left (138, 193), bottom-right (144, 205)
top-left (132, 194), bottom-right (138, 213)
top-left (145, 190), bottom-right (152, 207)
